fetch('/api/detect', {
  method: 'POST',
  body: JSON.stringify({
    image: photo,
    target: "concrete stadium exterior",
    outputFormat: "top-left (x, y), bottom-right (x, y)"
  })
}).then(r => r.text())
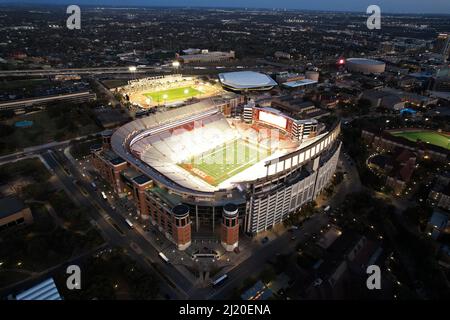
top-left (92, 97), bottom-right (341, 251)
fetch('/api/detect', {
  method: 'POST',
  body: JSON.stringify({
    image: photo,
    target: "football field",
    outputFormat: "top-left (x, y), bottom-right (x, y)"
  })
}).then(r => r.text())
top-left (390, 130), bottom-right (450, 150)
top-left (144, 86), bottom-right (201, 103)
top-left (179, 139), bottom-right (272, 186)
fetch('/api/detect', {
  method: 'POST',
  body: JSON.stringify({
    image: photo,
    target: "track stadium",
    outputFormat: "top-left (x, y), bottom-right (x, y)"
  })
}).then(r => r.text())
top-left (92, 75), bottom-right (341, 251)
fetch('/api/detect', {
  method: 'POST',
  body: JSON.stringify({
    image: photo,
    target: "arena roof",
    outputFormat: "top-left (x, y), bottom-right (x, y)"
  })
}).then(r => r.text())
top-left (218, 71), bottom-right (277, 90)
top-left (15, 278), bottom-right (62, 300)
top-left (282, 79), bottom-right (318, 88)
top-left (346, 58), bottom-right (385, 66)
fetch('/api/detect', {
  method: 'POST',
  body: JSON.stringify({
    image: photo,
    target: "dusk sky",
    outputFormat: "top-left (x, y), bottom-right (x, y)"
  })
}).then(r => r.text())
top-left (3, 0), bottom-right (450, 14)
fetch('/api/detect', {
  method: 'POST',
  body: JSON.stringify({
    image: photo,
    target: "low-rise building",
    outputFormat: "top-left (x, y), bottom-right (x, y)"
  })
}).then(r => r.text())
top-left (426, 210), bottom-right (450, 240)
top-left (0, 197), bottom-right (33, 231)
top-left (274, 51), bottom-right (292, 60)
top-left (176, 50), bottom-right (235, 64)
top-left (428, 172), bottom-right (450, 211)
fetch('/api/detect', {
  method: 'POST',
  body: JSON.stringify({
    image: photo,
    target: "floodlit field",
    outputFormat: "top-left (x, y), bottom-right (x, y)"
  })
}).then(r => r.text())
top-left (144, 86), bottom-right (201, 103)
top-left (391, 130), bottom-right (450, 150)
top-left (179, 139), bottom-right (272, 186)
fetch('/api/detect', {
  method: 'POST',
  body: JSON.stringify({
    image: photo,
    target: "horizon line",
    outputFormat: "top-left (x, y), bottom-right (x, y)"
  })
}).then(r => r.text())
top-left (1, 2), bottom-right (450, 16)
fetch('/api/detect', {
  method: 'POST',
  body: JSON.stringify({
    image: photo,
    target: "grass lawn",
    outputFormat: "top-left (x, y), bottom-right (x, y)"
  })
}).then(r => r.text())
top-left (144, 86), bottom-right (201, 103)
top-left (391, 130), bottom-right (450, 150)
top-left (179, 139), bottom-right (271, 186)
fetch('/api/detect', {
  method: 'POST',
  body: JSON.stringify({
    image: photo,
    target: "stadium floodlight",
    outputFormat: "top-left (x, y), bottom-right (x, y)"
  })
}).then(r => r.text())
top-left (163, 94), bottom-right (168, 99)
top-left (129, 66), bottom-right (137, 72)
top-left (172, 61), bottom-right (180, 68)
top-left (184, 89), bottom-right (189, 94)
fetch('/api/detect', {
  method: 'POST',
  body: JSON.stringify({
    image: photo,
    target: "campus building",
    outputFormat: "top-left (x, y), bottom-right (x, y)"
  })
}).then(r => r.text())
top-left (0, 197), bottom-right (33, 231)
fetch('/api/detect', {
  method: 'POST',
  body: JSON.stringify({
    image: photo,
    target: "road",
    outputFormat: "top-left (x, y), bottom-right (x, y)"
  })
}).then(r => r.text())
top-left (188, 213), bottom-right (329, 299)
top-left (0, 133), bottom-right (102, 166)
top-left (189, 152), bottom-right (362, 300)
top-left (40, 150), bottom-right (193, 299)
top-left (2, 141), bottom-right (357, 300)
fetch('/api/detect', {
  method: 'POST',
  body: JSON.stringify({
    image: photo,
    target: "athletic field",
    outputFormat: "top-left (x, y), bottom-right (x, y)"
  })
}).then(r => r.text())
top-left (179, 139), bottom-right (272, 186)
top-left (390, 130), bottom-right (450, 150)
top-left (144, 86), bottom-right (201, 103)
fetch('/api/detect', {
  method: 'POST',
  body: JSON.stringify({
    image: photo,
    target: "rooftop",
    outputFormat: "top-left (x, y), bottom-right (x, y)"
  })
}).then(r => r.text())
top-left (218, 71), bottom-right (277, 89)
top-left (14, 278), bottom-right (62, 301)
top-left (347, 58), bottom-right (386, 66)
top-left (0, 197), bottom-right (27, 219)
top-left (282, 79), bottom-right (318, 88)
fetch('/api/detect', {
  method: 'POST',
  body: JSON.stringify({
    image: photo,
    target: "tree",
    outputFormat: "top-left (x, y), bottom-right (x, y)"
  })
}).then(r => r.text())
top-left (357, 98), bottom-right (372, 115)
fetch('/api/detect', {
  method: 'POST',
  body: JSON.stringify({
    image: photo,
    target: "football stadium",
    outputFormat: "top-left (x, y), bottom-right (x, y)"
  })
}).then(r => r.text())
top-left (119, 74), bottom-right (221, 108)
top-left (92, 94), bottom-right (341, 250)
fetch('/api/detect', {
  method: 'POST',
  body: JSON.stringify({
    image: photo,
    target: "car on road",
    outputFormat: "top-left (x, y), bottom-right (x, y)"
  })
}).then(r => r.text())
top-left (261, 236), bottom-right (269, 244)
top-left (313, 278), bottom-right (323, 287)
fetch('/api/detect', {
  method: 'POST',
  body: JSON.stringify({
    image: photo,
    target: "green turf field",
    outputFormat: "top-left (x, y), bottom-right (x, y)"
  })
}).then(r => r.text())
top-left (144, 86), bottom-right (201, 103)
top-left (179, 139), bottom-right (272, 186)
top-left (390, 130), bottom-right (450, 150)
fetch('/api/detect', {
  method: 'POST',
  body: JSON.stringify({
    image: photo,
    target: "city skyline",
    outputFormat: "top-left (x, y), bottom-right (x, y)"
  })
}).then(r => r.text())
top-left (2, 0), bottom-right (450, 15)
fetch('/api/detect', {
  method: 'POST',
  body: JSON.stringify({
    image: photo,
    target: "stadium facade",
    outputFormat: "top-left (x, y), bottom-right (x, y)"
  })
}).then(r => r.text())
top-left (346, 58), bottom-right (386, 74)
top-left (92, 94), bottom-right (341, 251)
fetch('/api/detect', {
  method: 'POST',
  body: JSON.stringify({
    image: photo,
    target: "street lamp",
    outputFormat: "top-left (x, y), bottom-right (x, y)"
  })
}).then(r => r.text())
top-left (129, 66), bottom-right (137, 80)
top-left (172, 60), bottom-right (180, 69)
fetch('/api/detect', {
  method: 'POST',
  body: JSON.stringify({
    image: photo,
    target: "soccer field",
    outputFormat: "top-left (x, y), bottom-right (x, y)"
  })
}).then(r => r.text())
top-left (391, 130), bottom-right (450, 150)
top-left (143, 86), bottom-right (201, 103)
top-left (179, 139), bottom-right (272, 186)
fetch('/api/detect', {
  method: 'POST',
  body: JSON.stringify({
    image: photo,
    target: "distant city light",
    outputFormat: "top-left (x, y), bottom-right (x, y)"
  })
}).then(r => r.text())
top-left (129, 66), bottom-right (137, 72)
